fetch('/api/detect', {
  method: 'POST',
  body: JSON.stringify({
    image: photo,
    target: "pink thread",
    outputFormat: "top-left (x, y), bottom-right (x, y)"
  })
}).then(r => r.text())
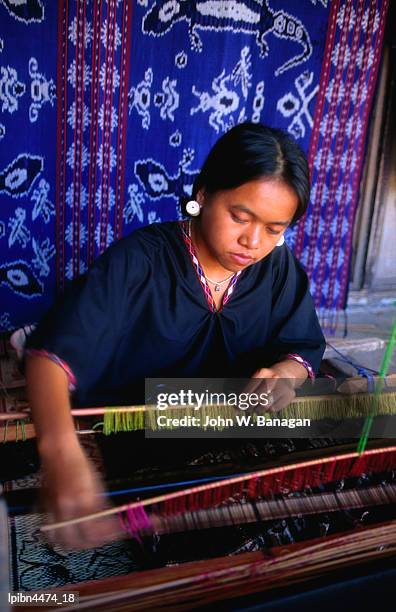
top-left (283, 353), bottom-right (315, 379)
top-left (123, 504), bottom-right (151, 544)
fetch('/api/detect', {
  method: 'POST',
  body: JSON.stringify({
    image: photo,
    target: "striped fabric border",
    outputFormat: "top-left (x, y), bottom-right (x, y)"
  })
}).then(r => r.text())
top-left (56, 0), bottom-right (133, 290)
top-left (294, 0), bottom-right (389, 319)
top-left (179, 221), bottom-right (241, 313)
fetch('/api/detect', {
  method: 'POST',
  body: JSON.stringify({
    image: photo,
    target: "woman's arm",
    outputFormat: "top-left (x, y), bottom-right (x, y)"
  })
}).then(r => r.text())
top-left (266, 247), bottom-right (326, 378)
top-left (246, 359), bottom-right (308, 413)
top-left (256, 359), bottom-right (308, 383)
top-left (26, 355), bottom-right (120, 549)
top-left (26, 354), bottom-right (77, 448)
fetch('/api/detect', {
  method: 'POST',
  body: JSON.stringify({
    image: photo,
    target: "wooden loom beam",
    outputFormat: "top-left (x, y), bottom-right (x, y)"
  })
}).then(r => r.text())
top-left (17, 519), bottom-right (396, 611)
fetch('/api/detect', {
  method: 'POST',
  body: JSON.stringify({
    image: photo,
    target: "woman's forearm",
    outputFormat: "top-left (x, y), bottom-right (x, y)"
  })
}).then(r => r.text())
top-left (25, 355), bottom-right (119, 549)
top-left (25, 355), bottom-right (80, 457)
top-left (271, 359), bottom-right (308, 381)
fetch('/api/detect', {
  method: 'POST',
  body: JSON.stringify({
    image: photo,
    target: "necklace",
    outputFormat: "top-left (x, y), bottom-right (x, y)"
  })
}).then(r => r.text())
top-left (188, 220), bottom-right (236, 292)
top-left (205, 273), bottom-right (236, 292)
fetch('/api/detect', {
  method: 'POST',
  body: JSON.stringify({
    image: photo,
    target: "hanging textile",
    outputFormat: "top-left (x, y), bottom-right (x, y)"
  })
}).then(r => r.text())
top-left (294, 0), bottom-right (389, 318)
top-left (0, 0), bottom-right (388, 330)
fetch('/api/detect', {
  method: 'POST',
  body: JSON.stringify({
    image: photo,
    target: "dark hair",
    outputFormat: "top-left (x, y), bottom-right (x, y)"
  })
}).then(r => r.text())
top-left (185, 122), bottom-right (310, 224)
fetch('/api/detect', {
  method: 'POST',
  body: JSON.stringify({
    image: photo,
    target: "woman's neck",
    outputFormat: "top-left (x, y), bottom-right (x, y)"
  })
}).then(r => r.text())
top-left (190, 219), bottom-right (231, 281)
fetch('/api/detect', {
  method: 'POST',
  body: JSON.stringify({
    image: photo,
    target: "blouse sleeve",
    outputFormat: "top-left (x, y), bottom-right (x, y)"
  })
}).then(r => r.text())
top-left (264, 246), bottom-right (326, 376)
top-left (26, 238), bottom-right (147, 395)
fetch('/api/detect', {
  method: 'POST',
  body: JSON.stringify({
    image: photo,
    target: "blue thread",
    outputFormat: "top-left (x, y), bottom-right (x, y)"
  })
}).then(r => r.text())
top-left (326, 342), bottom-right (379, 375)
top-left (101, 472), bottom-right (249, 498)
top-left (9, 473), bottom-right (249, 513)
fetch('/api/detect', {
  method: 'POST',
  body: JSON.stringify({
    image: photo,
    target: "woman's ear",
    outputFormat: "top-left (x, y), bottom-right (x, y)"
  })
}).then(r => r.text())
top-left (196, 188), bottom-right (206, 206)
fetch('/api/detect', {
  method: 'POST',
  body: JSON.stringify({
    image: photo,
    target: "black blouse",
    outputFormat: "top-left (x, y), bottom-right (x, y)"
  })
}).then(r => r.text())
top-left (27, 221), bottom-right (325, 406)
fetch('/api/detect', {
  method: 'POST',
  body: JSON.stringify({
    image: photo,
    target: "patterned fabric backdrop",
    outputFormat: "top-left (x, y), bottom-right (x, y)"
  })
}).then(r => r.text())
top-left (0, 0), bottom-right (388, 331)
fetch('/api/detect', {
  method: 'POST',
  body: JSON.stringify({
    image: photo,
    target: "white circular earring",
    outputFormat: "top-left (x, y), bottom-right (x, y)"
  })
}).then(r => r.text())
top-left (276, 235), bottom-right (285, 247)
top-left (186, 199), bottom-right (201, 216)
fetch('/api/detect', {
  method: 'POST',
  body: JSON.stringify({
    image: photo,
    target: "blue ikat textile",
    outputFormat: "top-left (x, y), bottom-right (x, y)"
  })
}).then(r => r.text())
top-left (0, 0), bottom-right (388, 330)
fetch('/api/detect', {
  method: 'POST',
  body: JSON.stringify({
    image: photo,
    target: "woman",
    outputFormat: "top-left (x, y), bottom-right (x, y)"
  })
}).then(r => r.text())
top-left (26, 123), bottom-right (325, 548)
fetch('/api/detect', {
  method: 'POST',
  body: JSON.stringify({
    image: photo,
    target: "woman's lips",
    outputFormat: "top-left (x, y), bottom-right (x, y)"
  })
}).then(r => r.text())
top-left (229, 252), bottom-right (254, 265)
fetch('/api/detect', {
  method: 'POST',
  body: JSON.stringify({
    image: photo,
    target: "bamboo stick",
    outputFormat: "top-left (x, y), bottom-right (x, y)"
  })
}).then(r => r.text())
top-left (45, 520), bottom-right (396, 612)
top-left (2, 385), bottom-right (396, 424)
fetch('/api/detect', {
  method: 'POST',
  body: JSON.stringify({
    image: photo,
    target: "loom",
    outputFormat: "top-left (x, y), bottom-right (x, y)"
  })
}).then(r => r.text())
top-left (2, 432), bottom-right (396, 610)
top-left (2, 373), bottom-right (396, 442)
top-left (1, 0), bottom-right (393, 605)
top-left (2, 334), bottom-right (396, 608)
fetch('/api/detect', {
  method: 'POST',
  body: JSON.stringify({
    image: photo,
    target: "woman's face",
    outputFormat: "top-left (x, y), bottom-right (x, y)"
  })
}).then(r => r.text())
top-left (195, 179), bottom-right (299, 274)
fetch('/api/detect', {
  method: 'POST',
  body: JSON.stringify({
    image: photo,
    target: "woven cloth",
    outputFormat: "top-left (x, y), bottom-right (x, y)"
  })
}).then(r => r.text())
top-left (8, 513), bottom-right (139, 591)
top-left (0, 0), bottom-right (388, 330)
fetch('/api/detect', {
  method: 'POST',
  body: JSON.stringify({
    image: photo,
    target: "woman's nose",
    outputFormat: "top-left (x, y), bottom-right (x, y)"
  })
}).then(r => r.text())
top-left (239, 226), bottom-right (261, 249)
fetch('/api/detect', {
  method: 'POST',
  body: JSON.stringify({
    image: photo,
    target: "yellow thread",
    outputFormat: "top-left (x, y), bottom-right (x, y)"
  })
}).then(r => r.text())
top-left (99, 393), bottom-right (396, 434)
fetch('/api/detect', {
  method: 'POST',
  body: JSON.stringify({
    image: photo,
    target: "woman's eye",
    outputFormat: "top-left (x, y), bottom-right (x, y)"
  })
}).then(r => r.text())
top-left (231, 214), bottom-right (248, 224)
top-left (267, 228), bottom-right (281, 235)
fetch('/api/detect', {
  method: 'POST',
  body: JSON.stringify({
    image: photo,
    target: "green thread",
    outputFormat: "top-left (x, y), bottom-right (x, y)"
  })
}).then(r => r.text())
top-left (21, 420), bottom-right (26, 442)
top-left (87, 389), bottom-right (396, 435)
top-left (92, 421), bottom-right (104, 431)
top-left (3, 420), bottom-right (8, 443)
top-left (101, 409), bottom-right (147, 434)
top-left (144, 395), bottom-right (396, 431)
top-left (357, 310), bottom-right (396, 454)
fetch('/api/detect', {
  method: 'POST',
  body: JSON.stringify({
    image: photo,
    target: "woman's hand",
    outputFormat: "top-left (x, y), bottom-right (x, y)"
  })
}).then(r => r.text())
top-left (40, 436), bottom-right (121, 550)
top-left (246, 360), bottom-right (307, 413)
top-left (26, 356), bottom-right (122, 550)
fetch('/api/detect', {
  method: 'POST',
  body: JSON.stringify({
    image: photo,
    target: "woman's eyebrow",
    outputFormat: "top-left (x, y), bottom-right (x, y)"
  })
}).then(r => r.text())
top-left (230, 204), bottom-right (290, 225)
top-left (230, 204), bottom-right (256, 217)
top-left (266, 220), bottom-right (290, 226)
